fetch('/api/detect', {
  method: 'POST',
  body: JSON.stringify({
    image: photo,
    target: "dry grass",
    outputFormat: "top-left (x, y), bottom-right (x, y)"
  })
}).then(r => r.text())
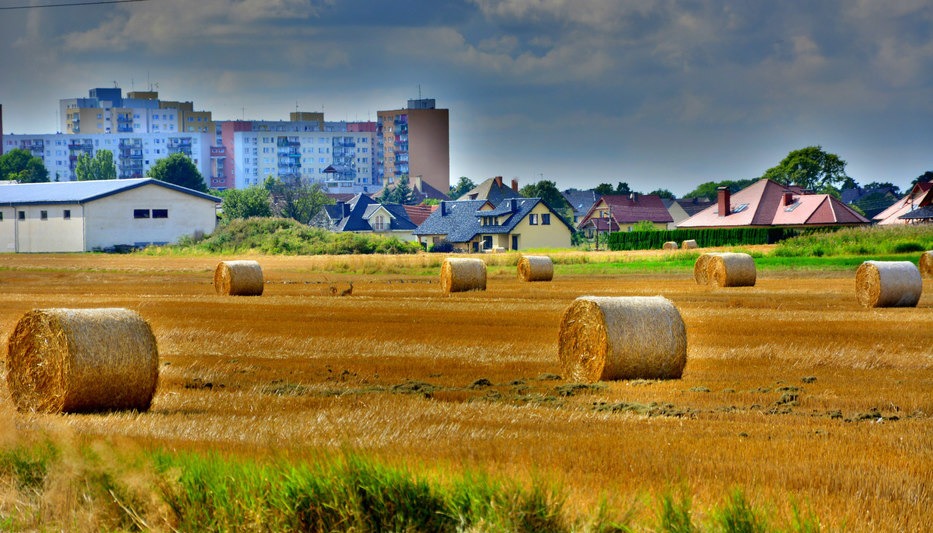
top-left (1, 252), bottom-right (931, 531)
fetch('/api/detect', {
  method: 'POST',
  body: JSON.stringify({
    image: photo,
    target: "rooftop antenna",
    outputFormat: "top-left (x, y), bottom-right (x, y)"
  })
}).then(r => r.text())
top-left (418, 84), bottom-right (422, 99)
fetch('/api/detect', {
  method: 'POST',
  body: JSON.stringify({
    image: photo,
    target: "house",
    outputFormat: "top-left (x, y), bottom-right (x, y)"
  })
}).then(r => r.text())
top-left (374, 175), bottom-right (449, 204)
top-left (456, 176), bottom-right (522, 204)
top-left (561, 188), bottom-right (600, 225)
top-left (677, 178), bottom-right (869, 229)
top-left (324, 193), bottom-right (418, 241)
top-left (663, 197), bottom-right (715, 229)
top-left (0, 178), bottom-right (220, 253)
top-left (840, 186), bottom-right (900, 219)
top-left (872, 182), bottom-right (933, 225)
top-left (577, 193), bottom-right (674, 236)
top-left (413, 197), bottom-right (573, 252)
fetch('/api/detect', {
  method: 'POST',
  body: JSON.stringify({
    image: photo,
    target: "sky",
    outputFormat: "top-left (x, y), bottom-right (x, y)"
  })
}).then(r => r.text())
top-left (1, 0), bottom-right (931, 196)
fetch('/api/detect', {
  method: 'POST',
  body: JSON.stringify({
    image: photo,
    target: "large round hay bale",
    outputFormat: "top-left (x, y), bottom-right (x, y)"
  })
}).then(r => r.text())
top-left (693, 252), bottom-right (724, 285)
top-left (920, 251), bottom-right (933, 278)
top-left (214, 260), bottom-right (264, 296)
top-left (518, 255), bottom-right (554, 282)
top-left (707, 252), bottom-right (756, 287)
top-left (855, 260), bottom-right (922, 308)
top-left (6, 308), bottom-right (159, 413)
top-left (557, 296), bottom-right (687, 383)
top-left (681, 239), bottom-right (699, 250)
top-left (440, 258), bottom-right (486, 293)
top-left (662, 241), bottom-right (679, 250)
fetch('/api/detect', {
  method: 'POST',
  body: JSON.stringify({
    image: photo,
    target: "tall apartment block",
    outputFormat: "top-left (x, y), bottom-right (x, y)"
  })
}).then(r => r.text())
top-left (215, 115), bottom-right (379, 191)
top-left (377, 99), bottom-right (449, 194)
top-left (59, 88), bottom-right (214, 136)
top-left (2, 132), bottom-right (212, 181)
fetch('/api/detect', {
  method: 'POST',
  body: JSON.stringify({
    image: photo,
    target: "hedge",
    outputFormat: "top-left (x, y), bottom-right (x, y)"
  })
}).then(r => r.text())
top-left (606, 227), bottom-right (813, 250)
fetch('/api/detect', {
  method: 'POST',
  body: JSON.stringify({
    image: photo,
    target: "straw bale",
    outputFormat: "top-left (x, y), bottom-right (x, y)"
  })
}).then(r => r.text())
top-left (854, 260), bottom-right (922, 308)
top-left (518, 255), bottom-right (554, 282)
top-left (707, 252), bottom-right (756, 287)
top-left (6, 308), bottom-right (159, 413)
top-left (920, 251), bottom-right (933, 278)
top-left (681, 239), bottom-right (699, 249)
top-left (214, 260), bottom-right (264, 296)
top-left (557, 296), bottom-right (687, 383)
top-left (662, 241), bottom-right (679, 250)
top-left (693, 252), bottom-right (724, 285)
top-left (440, 258), bottom-right (487, 293)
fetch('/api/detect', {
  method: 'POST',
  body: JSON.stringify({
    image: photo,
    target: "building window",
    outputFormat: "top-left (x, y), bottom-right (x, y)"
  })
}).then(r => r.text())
top-left (0, 212), bottom-right (3, 221)
top-left (542, 213), bottom-right (551, 225)
top-left (40, 210), bottom-right (48, 220)
top-left (152, 209), bottom-right (168, 219)
top-left (63, 210), bottom-right (71, 220)
top-left (529, 214), bottom-right (538, 225)
top-left (372, 215), bottom-right (386, 231)
top-left (134, 209), bottom-right (150, 219)
top-left (18, 211), bottom-right (25, 221)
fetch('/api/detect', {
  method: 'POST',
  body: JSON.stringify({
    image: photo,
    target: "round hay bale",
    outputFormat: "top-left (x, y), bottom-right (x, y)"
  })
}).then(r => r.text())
top-left (6, 308), bottom-right (159, 413)
top-left (440, 258), bottom-right (487, 293)
top-left (214, 260), bottom-right (264, 296)
top-left (920, 251), bottom-right (933, 278)
top-left (681, 239), bottom-right (699, 250)
top-left (558, 296), bottom-right (687, 383)
top-left (855, 260), bottom-right (922, 308)
top-left (707, 252), bottom-right (756, 287)
top-left (518, 255), bottom-right (554, 282)
top-left (662, 241), bottom-right (679, 250)
top-left (693, 252), bottom-right (724, 285)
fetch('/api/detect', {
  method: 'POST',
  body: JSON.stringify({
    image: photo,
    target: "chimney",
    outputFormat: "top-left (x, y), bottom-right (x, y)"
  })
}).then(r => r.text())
top-left (440, 201), bottom-right (447, 216)
top-left (717, 187), bottom-right (731, 217)
top-left (511, 178), bottom-right (518, 192)
top-left (783, 191), bottom-right (794, 206)
top-left (510, 198), bottom-right (517, 211)
top-left (494, 176), bottom-right (503, 188)
top-left (630, 192), bottom-right (638, 202)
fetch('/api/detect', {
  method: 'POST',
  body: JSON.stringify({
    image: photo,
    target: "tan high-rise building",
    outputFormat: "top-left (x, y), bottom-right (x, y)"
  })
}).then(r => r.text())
top-left (377, 99), bottom-right (449, 195)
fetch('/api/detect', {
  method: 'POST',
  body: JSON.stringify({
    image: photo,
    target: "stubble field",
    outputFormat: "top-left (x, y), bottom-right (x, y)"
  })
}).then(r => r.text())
top-left (0, 250), bottom-right (931, 531)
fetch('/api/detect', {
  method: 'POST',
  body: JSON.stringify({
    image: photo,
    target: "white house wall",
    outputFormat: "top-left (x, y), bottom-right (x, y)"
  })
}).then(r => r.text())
top-left (0, 207), bottom-right (16, 252)
top-left (10, 204), bottom-right (85, 253)
top-left (83, 184), bottom-right (217, 251)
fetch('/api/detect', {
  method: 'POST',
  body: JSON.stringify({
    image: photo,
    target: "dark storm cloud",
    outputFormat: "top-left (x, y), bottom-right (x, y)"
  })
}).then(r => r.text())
top-left (1, 0), bottom-right (931, 193)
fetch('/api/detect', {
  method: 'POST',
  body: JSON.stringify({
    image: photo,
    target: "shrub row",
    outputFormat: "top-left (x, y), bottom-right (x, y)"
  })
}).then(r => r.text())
top-left (606, 227), bottom-right (808, 250)
top-left (164, 217), bottom-right (422, 255)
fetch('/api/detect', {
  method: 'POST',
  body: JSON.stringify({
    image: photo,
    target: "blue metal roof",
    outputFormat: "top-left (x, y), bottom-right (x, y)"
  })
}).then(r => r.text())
top-left (0, 178), bottom-right (221, 206)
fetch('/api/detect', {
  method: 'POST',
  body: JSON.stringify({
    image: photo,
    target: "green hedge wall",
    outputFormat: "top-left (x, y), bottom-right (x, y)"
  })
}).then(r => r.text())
top-left (606, 227), bottom-right (810, 250)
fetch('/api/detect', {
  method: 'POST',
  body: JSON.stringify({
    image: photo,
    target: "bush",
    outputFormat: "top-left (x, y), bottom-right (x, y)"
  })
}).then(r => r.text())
top-left (152, 217), bottom-right (422, 255)
top-left (429, 239), bottom-right (454, 253)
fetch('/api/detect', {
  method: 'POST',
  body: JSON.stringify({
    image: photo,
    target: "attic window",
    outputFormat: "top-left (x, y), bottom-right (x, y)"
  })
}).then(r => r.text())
top-left (732, 203), bottom-right (749, 214)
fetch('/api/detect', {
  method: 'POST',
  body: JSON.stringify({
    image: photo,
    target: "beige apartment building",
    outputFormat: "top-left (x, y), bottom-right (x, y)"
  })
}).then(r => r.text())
top-left (377, 99), bottom-right (449, 195)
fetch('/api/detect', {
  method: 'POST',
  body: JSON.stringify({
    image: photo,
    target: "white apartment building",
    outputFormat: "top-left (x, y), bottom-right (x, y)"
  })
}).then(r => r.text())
top-left (2, 132), bottom-right (213, 182)
top-left (227, 127), bottom-right (378, 192)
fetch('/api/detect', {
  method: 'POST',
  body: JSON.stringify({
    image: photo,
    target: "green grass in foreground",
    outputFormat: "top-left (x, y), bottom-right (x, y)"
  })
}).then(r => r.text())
top-left (0, 437), bottom-right (824, 532)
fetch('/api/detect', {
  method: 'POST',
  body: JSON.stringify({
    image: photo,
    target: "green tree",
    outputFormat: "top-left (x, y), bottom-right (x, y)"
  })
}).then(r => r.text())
top-left (266, 178), bottom-right (332, 224)
top-left (649, 188), bottom-right (675, 199)
top-left (593, 183), bottom-right (614, 196)
top-left (615, 181), bottom-right (632, 195)
top-left (761, 146), bottom-right (853, 192)
top-left (221, 186), bottom-right (272, 221)
top-left (519, 179), bottom-right (570, 212)
top-left (0, 149), bottom-right (50, 183)
top-left (631, 220), bottom-right (659, 232)
top-left (910, 171), bottom-right (933, 187)
top-left (147, 153), bottom-right (207, 192)
top-left (683, 179), bottom-right (757, 200)
top-left (378, 176), bottom-right (417, 205)
top-left (75, 150), bottom-right (117, 181)
top-left (448, 176), bottom-right (475, 199)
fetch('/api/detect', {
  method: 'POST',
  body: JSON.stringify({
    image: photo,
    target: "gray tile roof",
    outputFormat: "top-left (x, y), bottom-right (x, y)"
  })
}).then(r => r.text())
top-left (414, 197), bottom-right (574, 242)
top-left (0, 178), bottom-right (220, 206)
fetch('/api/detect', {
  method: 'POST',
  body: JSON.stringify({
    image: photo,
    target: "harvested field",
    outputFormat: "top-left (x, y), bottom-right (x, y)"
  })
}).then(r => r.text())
top-left (1, 251), bottom-right (931, 531)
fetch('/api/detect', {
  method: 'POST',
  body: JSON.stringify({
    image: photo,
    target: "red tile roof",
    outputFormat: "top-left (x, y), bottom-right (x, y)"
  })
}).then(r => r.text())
top-left (578, 194), bottom-right (673, 229)
top-left (678, 179), bottom-right (869, 228)
top-left (403, 204), bottom-right (437, 226)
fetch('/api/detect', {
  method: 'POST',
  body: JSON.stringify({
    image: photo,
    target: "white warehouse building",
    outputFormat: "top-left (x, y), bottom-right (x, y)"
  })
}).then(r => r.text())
top-left (2, 132), bottom-right (213, 182)
top-left (0, 179), bottom-right (220, 253)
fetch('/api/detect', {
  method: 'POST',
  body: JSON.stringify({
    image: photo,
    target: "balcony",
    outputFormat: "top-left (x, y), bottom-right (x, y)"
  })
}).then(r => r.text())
top-left (210, 146), bottom-right (226, 157)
